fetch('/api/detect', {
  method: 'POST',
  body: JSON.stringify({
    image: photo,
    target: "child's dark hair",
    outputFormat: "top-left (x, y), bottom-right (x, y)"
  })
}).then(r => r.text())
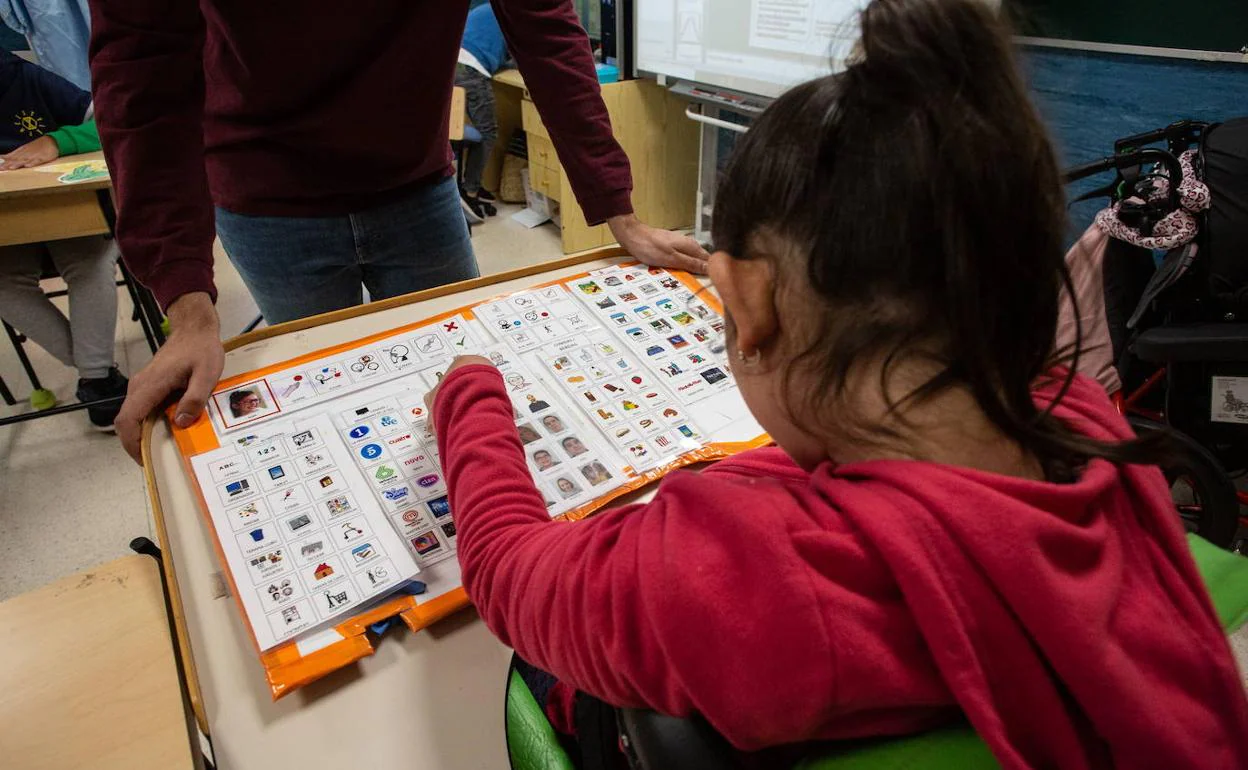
top-left (712, 0), bottom-right (1169, 478)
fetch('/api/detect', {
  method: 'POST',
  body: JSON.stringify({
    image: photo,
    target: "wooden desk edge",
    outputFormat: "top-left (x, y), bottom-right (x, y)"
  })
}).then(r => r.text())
top-left (0, 177), bottom-right (111, 201)
top-left (0, 152), bottom-right (111, 200)
top-left (492, 68), bottom-right (526, 90)
top-left (141, 421), bottom-right (210, 736)
top-left (141, 245), bottom-right (630, 735)
top-left (221, 246), bottom-right (628, 351)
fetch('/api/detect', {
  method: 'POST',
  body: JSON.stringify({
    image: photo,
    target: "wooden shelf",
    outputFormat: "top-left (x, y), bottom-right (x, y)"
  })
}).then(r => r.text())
top-left (486, 72), bottom-right (698, 254)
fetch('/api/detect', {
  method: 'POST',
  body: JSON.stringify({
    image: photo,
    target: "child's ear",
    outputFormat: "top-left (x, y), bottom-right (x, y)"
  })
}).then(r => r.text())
top-left (709, 251), bottom-right (778, 355)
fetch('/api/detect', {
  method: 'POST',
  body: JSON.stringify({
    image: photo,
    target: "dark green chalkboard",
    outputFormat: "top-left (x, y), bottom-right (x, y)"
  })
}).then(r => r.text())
top-left (1006, 1), bottom-right (1248, 54)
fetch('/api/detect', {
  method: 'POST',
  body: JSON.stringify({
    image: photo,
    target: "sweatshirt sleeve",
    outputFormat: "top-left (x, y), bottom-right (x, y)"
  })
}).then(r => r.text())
top-left (48, 119), bottom-right (101, 156)
top-left (435, 366), bottom-right (840, 747)
top-left (490, 0), bottom-right (633, 224)
top-left (88, 0), bottom-right (217, 310)
top-left (434, 365), bottom-right (680, 706)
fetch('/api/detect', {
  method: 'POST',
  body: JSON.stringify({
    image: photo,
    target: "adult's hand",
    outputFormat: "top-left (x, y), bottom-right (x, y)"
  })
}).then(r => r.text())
top-left (608, 213), bottom-right (709, 275)
top-left (116, 292), bottom-right (223, 464)
top-left (0, 135), bottom-right (60, 170)
top-left (423, 355), bottom-right (493, 434)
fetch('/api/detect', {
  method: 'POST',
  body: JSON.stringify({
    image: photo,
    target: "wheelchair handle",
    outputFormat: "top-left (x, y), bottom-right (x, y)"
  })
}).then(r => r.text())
top-left (1063, 147), bottom-right (1183, 212)
top-left (1113, 119), bottom-right (1208, 156)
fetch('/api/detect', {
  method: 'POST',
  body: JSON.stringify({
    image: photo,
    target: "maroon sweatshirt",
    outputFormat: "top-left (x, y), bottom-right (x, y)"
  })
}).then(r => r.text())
top-left (88, 1), bottom-right (633, 309)
top-left (435, 365), bottom-right (1248, 766)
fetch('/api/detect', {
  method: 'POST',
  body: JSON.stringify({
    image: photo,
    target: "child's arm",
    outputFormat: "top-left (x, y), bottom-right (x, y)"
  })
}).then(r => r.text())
top-left (434, 365), bottom-right (840, 742)
top-left (47, 119), bottom-right (102, 156)
top-left (0, 135), bottom-right (59, 169)
top-left (0, 120), bottom-right (101, 170)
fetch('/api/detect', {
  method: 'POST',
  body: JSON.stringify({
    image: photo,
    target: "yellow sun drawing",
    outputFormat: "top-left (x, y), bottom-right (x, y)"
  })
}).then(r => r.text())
top-left (13, 110), bottom-right (46, 138)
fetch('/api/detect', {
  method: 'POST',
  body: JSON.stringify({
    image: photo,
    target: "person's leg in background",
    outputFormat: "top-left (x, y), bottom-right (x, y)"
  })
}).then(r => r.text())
top-left (455, 64), bottom-right (499, 217)
top-left (0, 243), bottom-right (78, 369)
top-left (356, 176), bottom-right (481, 302)
top-left (0, 237), bottom-right (128, 430)
top-left (47, 238), bottom-right (121, 381)
top-left (215, 208), bottom-right (365, 326)
top-left (49, 237), bottom-right (129, 430)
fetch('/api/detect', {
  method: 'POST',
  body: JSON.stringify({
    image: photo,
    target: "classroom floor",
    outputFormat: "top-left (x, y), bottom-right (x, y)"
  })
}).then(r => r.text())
top-left (0, 203), bottom-right (561, 601)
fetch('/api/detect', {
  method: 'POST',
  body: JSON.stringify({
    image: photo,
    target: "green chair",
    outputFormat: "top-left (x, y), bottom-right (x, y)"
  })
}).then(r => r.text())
top-left (507, 666), bottom-right (576, 770)
top-left (506, 534), bottom-right (1248, 770)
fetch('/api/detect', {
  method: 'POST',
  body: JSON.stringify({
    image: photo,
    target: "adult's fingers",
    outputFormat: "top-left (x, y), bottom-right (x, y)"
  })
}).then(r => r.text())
top-left (673, 235), bottom-right (711, 262)
top-left (115, 375), bottom-right (171, 465)
top-left (175, 361), bottom-right (217, 428)
top-left (663, 249), bottom-right (710, 275)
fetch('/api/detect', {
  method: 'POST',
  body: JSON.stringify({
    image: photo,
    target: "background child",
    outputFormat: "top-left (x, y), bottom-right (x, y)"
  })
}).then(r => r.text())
top-left (0, 49), bottom-right (126, 430)
top-left (428, 0), bottom-right (1248, 765)
top-left (455, 3), bottom-right (507, 219)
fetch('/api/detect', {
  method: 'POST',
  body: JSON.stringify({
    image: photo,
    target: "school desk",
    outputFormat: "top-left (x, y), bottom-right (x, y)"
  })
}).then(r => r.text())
top-left (0, 555), bottom-right (196, 769)
top-left (0, 151), bottom-right (113, 247)
top-left (485, 69), bottom-right (700, 254)
top-left (142, 248), bottom-right (672, 769)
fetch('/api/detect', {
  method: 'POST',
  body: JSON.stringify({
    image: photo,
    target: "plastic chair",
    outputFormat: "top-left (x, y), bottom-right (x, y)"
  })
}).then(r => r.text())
top-left (506, 534), bottom-right (1248, 770)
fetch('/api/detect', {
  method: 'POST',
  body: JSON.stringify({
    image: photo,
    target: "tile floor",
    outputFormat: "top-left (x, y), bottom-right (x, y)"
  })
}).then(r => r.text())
top-left (0, 202), bottom-right (560, 600)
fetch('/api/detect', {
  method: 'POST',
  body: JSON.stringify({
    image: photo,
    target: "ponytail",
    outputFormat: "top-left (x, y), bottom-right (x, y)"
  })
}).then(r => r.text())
top-left (712, 0), bottom-right (1175, 477)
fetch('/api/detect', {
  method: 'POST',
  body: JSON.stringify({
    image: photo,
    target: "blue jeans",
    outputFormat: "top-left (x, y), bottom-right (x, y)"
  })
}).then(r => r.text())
top-left (215, 176), bottom-right (479, 324)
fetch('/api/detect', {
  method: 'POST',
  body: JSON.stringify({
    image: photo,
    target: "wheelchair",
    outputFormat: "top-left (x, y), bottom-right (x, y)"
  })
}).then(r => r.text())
top-left (1062, 119), bottom-right (1248, 552)
top-left (504, 534), bottom-right (1248, 769)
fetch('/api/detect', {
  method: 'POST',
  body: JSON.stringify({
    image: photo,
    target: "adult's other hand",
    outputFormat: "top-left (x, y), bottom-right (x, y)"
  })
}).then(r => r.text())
top-left (116, 292), bottom-right (223, 464)
top-left (608, 214), bottom-right (709, 275)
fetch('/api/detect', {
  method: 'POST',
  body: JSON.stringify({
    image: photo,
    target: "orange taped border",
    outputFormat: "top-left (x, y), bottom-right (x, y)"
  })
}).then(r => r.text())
top-left (260, 593), bottom-right (419, 699)
top-left (169, 263), bottom-right (769, 699)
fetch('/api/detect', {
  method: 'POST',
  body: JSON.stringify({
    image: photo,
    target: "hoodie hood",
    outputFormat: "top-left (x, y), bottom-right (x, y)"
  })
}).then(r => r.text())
top-left (813, 374), bottom-right (1248, 768)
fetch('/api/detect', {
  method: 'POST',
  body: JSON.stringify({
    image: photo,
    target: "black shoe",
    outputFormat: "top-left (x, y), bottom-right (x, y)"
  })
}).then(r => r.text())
top-left (462, 193), bottom-right (489, 221)
top-left (459, 195), bottom-right (484, 225)
top-left (477, 189), bottom-right (496, 202)
top-left (480, 200), bottom-right (497, 217)
top-left (76, 367), bottom-right (129, 433)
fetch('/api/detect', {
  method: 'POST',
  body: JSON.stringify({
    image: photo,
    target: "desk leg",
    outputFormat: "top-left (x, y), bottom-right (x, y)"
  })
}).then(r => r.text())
top-left (0, 374), bottom-right (14, 406)
top-left (99, 190), bottom-right (166, 353)
top-left (131, 536), bottom-right (216, 770)
top-left (3, 320), bottom-right (43, 392)
top-left (119, 259), bottom-right (163, 354)
top-left (140, 283), bottom-right (167, 347)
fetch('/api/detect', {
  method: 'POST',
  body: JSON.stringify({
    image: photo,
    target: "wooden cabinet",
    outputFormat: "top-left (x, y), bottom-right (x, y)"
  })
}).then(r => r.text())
top-left (485, 72), bottom-right (699, 254)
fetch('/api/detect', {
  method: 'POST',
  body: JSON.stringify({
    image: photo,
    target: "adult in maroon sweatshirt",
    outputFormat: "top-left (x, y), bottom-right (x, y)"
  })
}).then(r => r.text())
top-left (88, 0), bottom-right (708, 462)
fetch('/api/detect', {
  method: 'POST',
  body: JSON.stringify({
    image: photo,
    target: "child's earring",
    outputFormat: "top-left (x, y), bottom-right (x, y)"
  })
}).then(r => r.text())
top-left (736, 348), bottom-right (762, 369)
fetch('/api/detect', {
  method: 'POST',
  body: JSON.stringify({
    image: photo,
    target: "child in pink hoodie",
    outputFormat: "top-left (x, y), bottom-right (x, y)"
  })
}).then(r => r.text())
top-left (429, 0), bottom-right (1248, 766)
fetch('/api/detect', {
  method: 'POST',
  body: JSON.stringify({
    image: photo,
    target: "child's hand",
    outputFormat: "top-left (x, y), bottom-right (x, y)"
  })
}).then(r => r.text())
top-left (423, 355), bottom-right (494, 433)
top-left (0, 135), bottom-right (60, 170)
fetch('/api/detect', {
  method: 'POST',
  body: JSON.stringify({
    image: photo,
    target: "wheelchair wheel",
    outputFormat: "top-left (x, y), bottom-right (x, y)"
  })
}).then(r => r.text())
top-left (1128, 416), bottom-right (1241, 548)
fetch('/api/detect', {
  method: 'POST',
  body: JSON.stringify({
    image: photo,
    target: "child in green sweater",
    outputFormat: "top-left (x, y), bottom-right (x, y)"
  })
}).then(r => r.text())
top-left (1, 50), bottom-right (127, 430)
